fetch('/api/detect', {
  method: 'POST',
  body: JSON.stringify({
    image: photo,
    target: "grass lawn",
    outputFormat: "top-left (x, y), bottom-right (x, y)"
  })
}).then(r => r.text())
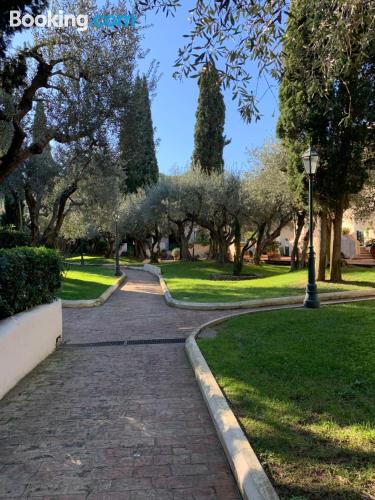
top-left (57, 265), bottom-right (121, 300)
top-left (159, 260), bottom-right (375, 302)
top-left (64, 255), bottom-right (144, 266)
top-left (198, 300), bottom-right (375, 499)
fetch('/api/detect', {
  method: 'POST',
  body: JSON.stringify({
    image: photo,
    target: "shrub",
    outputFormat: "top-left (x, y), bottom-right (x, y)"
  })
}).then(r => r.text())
top-left (265, 241), bottom-right (281, 253)
top-left (0, 227), bottom-right (31, 249)
top-left (194, 230), bottom-right (210, 246)
top-left (171, 247), bottom-right (180, 260)
top-left (0, 247), bottom-right (63, 319)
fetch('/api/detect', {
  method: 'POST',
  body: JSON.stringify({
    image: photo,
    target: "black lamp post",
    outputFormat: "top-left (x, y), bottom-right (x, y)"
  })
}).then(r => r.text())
top-left (302, 146), bottom-right (320, 309)
top-left (114, 214), bottom-right (121, 277)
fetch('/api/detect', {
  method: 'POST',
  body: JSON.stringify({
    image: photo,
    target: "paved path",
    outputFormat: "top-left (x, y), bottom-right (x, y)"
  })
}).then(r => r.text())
top-left (0, 269), bottom-right (241, 499)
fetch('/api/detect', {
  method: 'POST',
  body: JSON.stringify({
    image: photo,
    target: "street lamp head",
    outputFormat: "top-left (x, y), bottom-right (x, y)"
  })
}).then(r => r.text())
top-left (302, 146), bottom-right (319, 175)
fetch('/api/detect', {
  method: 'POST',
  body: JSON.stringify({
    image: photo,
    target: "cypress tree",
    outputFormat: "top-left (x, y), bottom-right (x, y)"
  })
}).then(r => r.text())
top-left (120, 76), bottom-right (159, 193)
top-left (192, 63), bottom-right (227, 174)
top-left (277, 0), bottom-right (374, 282)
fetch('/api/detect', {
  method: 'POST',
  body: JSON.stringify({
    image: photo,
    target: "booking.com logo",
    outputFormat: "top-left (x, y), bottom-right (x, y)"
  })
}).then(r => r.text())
top-left (9, 10), bottom-right (136, 32)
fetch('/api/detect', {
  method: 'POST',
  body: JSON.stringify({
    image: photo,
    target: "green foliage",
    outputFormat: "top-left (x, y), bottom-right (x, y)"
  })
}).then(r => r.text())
top-left (277, 0), bottom-right (374, 212)
top-left (0, 0), bottom-right (48, 58)
top-left (171, 247), bottom-right (180, 260)
top-left (120, 76), bottom-right (159, 193)
top-left (136, 0), bottom-right (285, 121)
top-left (0, 1), bottom-right (48, 94)
top-left (192, 64), bottom-right (227, 174)
top-left (194, 229), bottom-right (210, 246)
top-left (138, 1), bottom-right (374, 126)
top-left (1, 0), bottom-right (139, 184)
top-left (0, 247), bottom-right (62, 319)
top-left (0, 226), bottom-right (30, 248)
top-left (265, 241), bottom-right (280, 253)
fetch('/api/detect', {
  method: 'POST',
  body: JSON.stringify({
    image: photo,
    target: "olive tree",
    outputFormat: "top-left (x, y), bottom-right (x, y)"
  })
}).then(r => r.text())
top-left (149, 174), bottom-right (203, 261)
top-left (190, 171), bottom-right (242, 265)
top-left (120, 188), bottom-right (168, 263)
top-left (241, 143), bottom-right (295, 265)
top-left (0, 0), bottom-right (140, 184)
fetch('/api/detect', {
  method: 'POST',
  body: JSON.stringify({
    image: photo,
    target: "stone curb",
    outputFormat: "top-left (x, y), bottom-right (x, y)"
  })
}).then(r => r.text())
top-left (63, 261), bottom-right (143, 268)
top-left (61, 272), bottom-right (127, 308)
top-left (186, 312), bottom-right (281, 500)
top-left (141, 264), bottom-right (375, 310)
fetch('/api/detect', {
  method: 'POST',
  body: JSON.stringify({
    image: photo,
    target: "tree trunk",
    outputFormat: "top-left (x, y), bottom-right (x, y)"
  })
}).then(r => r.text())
top-left (79, 239), bottom-right (85, 266)
top-left (179, 234), bottom-right (191, 261)
top-left (24, 184), bottom-right (40, 245)
top-left (330, 203), bottom-right (344, 282)
top-left (150, 252), bottom-right (159, 263)
top-left (233, 218), bottom-right (242, 276)
top-left (177, 222), bottom-right (192, 262)
top-left (2, 190), bottom-right (24, 230)
top-left (216, 228), bottom-right (229, 265)
top-left (208, 233), bottom-right (218, 260)
top-left (253, 223), bottom-right (266, 265)
top-left (17, 197), bottom-right (24, 231)
top-left (104, 237), bottom-right (115, 258)
top-left (315, 211), bottom-right (329, 281)
top-left (149, 228), bottom-right (161, 264)
top-left (290, 212), bottom-right (305, 271)
top-left (326, 216), bottom-right (332, 266)
top-left (134, 239), bottom-right (147, 260)
top-left (42, 183), bottom-right (78, 247)
top-left (300, 229), bottom-right (309, 269)
top-left (149, 240), bottom-right (160, 263)
top-left (253, 244), bottom-right (263, 265)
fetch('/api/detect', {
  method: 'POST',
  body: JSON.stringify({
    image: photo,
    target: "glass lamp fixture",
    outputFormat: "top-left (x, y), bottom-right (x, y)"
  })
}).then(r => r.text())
top-left (302, 146), bottom-right (319, 175)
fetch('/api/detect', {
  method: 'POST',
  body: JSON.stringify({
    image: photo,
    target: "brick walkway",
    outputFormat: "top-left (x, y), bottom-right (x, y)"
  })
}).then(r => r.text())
top-left (0, 269), bottom-right (241, 499)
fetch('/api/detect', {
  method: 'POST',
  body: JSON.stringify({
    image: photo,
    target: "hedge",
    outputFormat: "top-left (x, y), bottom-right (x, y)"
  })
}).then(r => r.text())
top-left (0, 247), bottom-right (63, 319)
top-left (0, 228), bottom-right (31, 249)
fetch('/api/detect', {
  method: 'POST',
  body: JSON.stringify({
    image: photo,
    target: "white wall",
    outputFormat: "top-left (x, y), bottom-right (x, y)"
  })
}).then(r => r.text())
top-left (0, 300), bottom-right (62, 400)
top-left (341, 236), bottom-right (357, 258)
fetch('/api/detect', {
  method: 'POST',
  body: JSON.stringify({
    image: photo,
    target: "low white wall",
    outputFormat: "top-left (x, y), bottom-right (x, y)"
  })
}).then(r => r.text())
top-left (341, 236), bottom-right (356, 258)
top-left (0, 300), bottom-right (62, 400)
top-left (144, 263), bottom-right (161, 276)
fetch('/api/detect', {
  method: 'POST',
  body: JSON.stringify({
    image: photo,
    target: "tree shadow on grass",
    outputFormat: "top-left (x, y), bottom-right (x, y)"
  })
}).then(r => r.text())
top-left (338, 279), bottom-right (375, 288)
top-left (209, 376), bottom-right (375, 499)
top-left (199, 304), bottom-right (375, 498)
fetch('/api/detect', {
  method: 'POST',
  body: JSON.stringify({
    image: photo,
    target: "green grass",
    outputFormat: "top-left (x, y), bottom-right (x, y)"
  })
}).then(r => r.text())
top-left (198, 301), bottom-right (375, 499)
top-left (159, 260), bottom-right (375, 302)
top-left (65, 255), bottom-right (144, 266)
top-left (57, 265), bottom-right (121, 300)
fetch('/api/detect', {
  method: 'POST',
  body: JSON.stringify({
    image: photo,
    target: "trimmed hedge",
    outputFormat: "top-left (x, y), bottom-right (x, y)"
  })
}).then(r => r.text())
top-left (0, 247), bottom-right (63, 319)
top-left (0, 228), bottom-right (31, 249)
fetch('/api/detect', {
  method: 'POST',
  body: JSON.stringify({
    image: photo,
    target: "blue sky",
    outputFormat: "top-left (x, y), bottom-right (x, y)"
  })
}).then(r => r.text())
top-left (10, 2), bottom-right (279, 174)
top-left (138, 5), bottom-right (279, 173)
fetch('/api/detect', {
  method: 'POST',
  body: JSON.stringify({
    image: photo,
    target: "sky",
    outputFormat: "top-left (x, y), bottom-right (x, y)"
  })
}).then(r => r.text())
top-left (138, 5), bottom-right (279, 174)
top-left (10, 2), bottom-right (279, 175)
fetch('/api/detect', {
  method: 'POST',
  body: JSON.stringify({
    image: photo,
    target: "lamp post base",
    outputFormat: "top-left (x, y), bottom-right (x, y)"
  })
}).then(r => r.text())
top-left (304, 283), bottom-right (320, 309)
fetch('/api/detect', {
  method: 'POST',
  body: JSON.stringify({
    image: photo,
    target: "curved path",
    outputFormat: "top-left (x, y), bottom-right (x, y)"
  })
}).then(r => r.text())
top-left (0, 269), bottom-right (241, 499)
